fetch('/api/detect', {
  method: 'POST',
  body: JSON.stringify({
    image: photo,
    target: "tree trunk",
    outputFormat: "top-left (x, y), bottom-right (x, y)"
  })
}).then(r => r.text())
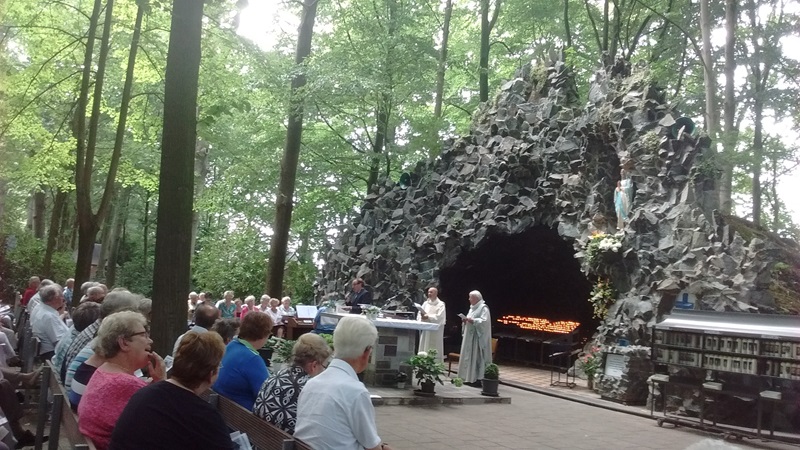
top-left (95, 194), bottom-right (116, 281)
top-left (143, 191), bottom-right (150, 270)
top-left (561, 0), bottom-right (571, 48)
top-left (719, 0), bottom-right (737, 214)
top-left (367, 98), bottom-right (389, 191)
top-left (699, 0), bottom-right (717, 141)
top-left (43, 190), bottom-right (67, 277)
top-left (0, 180), bottom-right (7, 225)
top-left (602, 0), bottom-right (609, 63)
top-left (33, 190), bottom-right (46, 239)
top-left (433, 0), bottom-right (453, 120)
top-left (151, 0), bottom-right (205, 357)
top-left (698, 0), bottom-right (719, 216)
top-left (266, 0), bottom-right (319, 297)
top-left (746, 0), bottom-right (769, 227)
top-left (57, 191), bottom-right (72, 251)
top-left (190, 138), bottom-right (209, 259)
top-left (479, 0), bottom-right (490, 102)
top-left (74, 0), bottom-right (112, 290)
top-left (106, 188), bottom-right (130, 288)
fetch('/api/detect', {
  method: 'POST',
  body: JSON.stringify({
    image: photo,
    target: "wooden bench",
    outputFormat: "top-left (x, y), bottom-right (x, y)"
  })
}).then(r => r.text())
top-left (204, 391), bottom-right (312, 450)
top-left (36, 361), bottom-right (96, 450)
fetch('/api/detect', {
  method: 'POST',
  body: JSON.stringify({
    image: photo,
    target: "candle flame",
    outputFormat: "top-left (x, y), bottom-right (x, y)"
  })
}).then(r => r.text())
top-left (497, 315), bottom-right (579, 334)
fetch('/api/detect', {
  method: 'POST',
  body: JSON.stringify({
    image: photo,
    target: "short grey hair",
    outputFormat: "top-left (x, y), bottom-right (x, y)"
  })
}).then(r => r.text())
top-left (39, 279), bottom-right (54, 288)
top-left (96, 311), bottom-right (148, 358)
top-left (137, 298), bottom-right (152, 316)
top-left (100, 290), bottom-right (140, 319)
top-left (244, 295), bottom-right (255, 304)
top-left (469, 290), bottom-right (483, 301)
top-left (40, 284), bottom-right (63, 304)
top-left (80, 281), bottom-right (97, 294)
top-left (333, 316), bottom-right (377, 360)
top-left (87, 286), bottom-right (105, 298)
top-left (260, 295), bottom-right (270, 303)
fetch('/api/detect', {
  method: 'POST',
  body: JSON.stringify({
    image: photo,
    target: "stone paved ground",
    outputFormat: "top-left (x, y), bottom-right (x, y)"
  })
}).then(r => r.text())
top-left (374, 386), bottom-right (797, 450)
top-left (373, 363), bottom-right (798, 450)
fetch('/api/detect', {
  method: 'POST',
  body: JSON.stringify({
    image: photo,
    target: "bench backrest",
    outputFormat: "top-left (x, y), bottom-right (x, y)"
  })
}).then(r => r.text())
top-left (43, 361), bottom-right (96, 450)
top-left (205, 392), bottom-right (313, 450)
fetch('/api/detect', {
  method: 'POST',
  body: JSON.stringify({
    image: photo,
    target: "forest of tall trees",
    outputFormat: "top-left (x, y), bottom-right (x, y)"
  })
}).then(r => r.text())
top-left (1, 0), bottom-right (799, 309)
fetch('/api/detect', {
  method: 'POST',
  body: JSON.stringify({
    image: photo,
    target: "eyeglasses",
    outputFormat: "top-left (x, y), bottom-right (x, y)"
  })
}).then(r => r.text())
top-left (128, 330), bottom-right (150, 339)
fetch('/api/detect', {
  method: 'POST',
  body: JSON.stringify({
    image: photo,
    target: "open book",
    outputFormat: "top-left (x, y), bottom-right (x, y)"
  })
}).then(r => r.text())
top-left (413, 303), bottom-right (426, 312)
top-left (457, 313), bottom-right (467, 320)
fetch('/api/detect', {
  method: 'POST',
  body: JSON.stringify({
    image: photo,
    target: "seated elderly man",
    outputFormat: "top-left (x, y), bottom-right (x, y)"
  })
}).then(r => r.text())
top-left (61, 290), bottom-right (140, 386)
top-left (172, 303), bottom-right (218, 355)
top-left (30, 283), bottom-right (69, 360)
top-left (53, 302), bottom-right (101, 373)
top-left (82, 286), bottom-right (105, 304)
top-left (25, 278), bottom-right (54, 314)
top-left (294, 316), bottom-right (394, 450)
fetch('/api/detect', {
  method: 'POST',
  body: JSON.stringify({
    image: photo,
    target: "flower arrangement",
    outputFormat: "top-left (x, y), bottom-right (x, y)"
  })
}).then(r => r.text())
top-left (584, 232), bottom-right (623, 268)
top-left (407, 349), bottom-right (447, 386)
top-left (589, 278), bottom-right (616, 319)
top-left (580, 346), bottom-right (603, 379)
top-left (362, 305), bottom-right (381, 317)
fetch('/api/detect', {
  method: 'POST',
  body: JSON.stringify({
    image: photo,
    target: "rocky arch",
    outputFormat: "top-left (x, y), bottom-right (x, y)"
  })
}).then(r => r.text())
top-left (317, 56), bottom-right (788, 346)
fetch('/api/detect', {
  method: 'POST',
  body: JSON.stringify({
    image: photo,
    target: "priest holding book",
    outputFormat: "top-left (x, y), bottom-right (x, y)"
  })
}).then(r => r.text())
top-left (416, 287), bottom-right (446, 361)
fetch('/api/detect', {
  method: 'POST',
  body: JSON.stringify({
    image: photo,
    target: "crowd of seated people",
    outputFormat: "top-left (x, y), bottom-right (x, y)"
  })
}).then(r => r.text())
top-left (0, 276), bottom-right (408, 450)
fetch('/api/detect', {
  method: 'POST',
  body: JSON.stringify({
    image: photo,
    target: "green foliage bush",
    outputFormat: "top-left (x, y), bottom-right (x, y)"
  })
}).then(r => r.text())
top-left (1, 229), bottom-right (74, 288)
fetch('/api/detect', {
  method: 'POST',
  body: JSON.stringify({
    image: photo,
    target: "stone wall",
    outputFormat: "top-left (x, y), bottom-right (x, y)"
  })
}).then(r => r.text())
top-left (317, 55), bottom-right (795, 348)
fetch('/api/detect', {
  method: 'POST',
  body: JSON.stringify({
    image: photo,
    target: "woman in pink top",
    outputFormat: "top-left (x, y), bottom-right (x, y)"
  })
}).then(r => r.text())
top-left (240, 295), bottom-right (256, 318)
top-left (78, 311), bottom-right (166, 450)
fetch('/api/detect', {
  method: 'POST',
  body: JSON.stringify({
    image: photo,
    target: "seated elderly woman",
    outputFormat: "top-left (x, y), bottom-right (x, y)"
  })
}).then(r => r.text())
top-left (253, 333), bottom-right (332, 434)
top-left (212, 311), bottom-right (273, 409)
top-left (108, 332), bottom-right (234, 450)
top-left (210, 318), bottom-right (239, 345)
top-left (78, 311), bottom-right (166, 450)
top-left (264, 298), bottom-right (285, 338)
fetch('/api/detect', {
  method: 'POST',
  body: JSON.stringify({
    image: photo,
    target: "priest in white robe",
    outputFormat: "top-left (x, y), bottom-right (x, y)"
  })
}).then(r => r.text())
top-left (417, 287), bottom-right (446, 361)
top-left (457, 290), bottom-right (492, 385)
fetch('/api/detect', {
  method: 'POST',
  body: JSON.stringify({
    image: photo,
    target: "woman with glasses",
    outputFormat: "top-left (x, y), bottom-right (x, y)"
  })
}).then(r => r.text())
top-left (108, 332), bottom-right (234, 450)
top-left (253, 333), bottom-right (332, 434)
top-left (78, 311), bottom-right (166, 450)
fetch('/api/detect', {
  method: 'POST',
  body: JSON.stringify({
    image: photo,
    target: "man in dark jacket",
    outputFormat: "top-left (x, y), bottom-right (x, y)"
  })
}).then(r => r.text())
top-left (345, 278), bottom-right (372, 315)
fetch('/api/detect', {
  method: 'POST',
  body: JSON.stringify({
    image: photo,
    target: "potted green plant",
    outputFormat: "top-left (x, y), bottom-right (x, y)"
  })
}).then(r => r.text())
top-left (481, 363), bottom-right (500, 396)
top-left (450, 377), bottom-right (464, 387)
top-left (264, 337), bottom-right (296, 371)
top-left (406, 349), bottom-right (446, 396)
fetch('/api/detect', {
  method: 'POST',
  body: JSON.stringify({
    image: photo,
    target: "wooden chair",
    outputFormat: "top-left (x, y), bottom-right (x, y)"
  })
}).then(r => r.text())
top-left (39, 361), bottom-right (96, 450)
top-left (205, 392), bottom-right (313, 450)
top-left (447, 338), bottom-right (498, 375)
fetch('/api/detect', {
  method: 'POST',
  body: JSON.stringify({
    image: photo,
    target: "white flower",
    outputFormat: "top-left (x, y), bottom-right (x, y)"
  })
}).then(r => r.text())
top-left (417, 351), bottom-right (428, 357)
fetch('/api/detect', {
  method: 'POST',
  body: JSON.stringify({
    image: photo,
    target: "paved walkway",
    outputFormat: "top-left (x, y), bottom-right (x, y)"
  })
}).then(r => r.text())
top-left (373, 363), bottom-right (798, 450)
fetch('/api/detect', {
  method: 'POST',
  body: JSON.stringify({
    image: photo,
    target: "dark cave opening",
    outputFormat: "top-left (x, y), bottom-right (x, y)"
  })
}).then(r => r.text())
top-left (438, 225), bottom-right (597, 359)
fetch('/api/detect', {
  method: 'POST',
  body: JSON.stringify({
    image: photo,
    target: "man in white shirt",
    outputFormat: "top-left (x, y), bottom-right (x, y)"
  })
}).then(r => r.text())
top-left (25, 278), bottom-right (54, 315)
top-left (417, 287), bottom-right (446, 361)
top-left (295, 316), bottom-right (393, 450)
top-left (30, 283), bottom-right (69, 360)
